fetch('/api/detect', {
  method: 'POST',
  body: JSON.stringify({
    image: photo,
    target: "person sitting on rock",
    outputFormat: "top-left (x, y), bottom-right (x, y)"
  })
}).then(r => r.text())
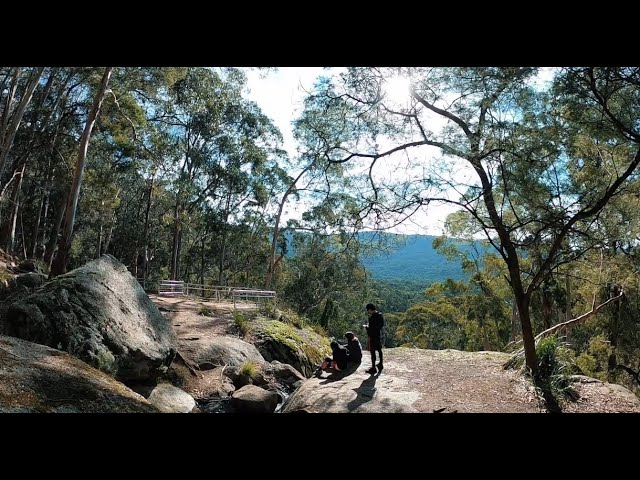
top-left (316, 340), bottom-right (349, 375)
top-left (344, 331), bottom-right (363, 364)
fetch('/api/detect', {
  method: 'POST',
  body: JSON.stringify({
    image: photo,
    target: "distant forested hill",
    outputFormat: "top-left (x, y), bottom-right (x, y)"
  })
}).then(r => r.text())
top-left (285, 231), bottom-right (484, 284)
top-left (359, 233), bottom-right (482, 283)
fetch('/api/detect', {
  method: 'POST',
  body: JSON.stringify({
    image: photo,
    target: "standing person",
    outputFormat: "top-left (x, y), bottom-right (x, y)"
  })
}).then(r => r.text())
top-left (364, 303), bottom-right (384, 374)
top-left (344, 331), bottom-right (363, 364)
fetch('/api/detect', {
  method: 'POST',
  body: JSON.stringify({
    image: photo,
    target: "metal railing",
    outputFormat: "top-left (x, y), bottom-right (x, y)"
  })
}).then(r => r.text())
top-left (231, 288), bottom-right (277, 309)
top-left (158, 280), bottom-right (185, 296)
top-left (155, 280), bottom-right (277, 311)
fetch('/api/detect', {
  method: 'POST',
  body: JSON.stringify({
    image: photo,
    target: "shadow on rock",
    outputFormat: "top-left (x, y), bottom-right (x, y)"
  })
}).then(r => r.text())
top-left (317, 362), bottom-right (361, 384)
top-left (346, 374), bottom-right (379, 411)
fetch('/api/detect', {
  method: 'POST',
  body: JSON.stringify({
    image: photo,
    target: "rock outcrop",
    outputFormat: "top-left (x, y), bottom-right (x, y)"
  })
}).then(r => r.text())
top-left (179, 335), bottom-right (265, 369)
top-left (0, 335), bottom-right (158, 413)
top-left (2, 254), bottom-right (177, 382)
top-left (282, 348), bottom-right (640, 413)
top-left (249, 319), bottom-right (330, 377)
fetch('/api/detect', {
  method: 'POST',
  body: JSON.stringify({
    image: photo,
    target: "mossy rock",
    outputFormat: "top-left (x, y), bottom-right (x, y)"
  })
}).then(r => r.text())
top-left (249, 318), bottom-right (331, 377)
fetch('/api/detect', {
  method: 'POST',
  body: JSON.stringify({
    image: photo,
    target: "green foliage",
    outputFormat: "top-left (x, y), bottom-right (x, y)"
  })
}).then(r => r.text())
top-left (198, 306), bottom-right (214, 317)
top-left (234, 312), bottom-right (250, 336)
top-left (574, 335), bottom-right (612, 381)
top-left (533, 337), bottom-right (575, 408)
top-left (576, 353), bottom-right (598, 378)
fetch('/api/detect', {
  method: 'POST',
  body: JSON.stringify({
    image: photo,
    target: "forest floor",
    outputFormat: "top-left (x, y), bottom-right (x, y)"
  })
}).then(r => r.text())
top-left (149, 294), bottom-right (245, 339)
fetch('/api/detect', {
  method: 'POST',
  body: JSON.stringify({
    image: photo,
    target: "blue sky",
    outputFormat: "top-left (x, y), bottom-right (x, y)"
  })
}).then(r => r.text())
top-left (242, 67), bottom-right (557, 236)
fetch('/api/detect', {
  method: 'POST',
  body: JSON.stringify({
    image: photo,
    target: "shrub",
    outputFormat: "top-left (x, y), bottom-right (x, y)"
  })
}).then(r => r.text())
top-left (533, 337), bottom-right (575, 410)
top-left (239, 361), bottom-right (259, 379)
top-left (234, 312), bottom-right (250, 336)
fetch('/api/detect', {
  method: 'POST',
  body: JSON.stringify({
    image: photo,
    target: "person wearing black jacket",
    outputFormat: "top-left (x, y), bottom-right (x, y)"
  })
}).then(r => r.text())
top-left (344, 331), bottom-right (363, 364)
top-left (364, 303), bottom-right (384, 374)
top-left (317, 340), bottom-right (349, 375)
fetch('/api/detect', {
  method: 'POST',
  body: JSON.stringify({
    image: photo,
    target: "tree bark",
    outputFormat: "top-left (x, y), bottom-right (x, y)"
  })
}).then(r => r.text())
top-left (170, 198), bottom-right (182, 280)
top-left (44, 192), bottom-right (66, 268)
top-left (542, 287), bottom-right (553, 330)
top-left (0, 162), bottom-right (26, 254)
top-left (142, 176), bottom-right (154, 283)
top-left (103, 214), bottom-right (115, 254)
top-left (30, 189), bottom-right (45, 258)
top-left (510, 302), bottom-right (519, 342)
top-left (50, 67), bottom-right (113, 277)
top-left (96, 223), bottom-right (103, 258)
top-left (0, 67), bottom-right (44, 183)
top-left (217, 193), bottom-right (232, 285)
top-left (265, 164), bottom-right (313, 289)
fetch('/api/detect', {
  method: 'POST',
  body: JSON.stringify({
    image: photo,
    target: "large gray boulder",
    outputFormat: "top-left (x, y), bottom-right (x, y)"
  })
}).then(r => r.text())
top-left (146, 383), bottom-right (196, 413)
top-left (249, 319), bottom-right (330, 378)
top-left (2, 254), bottom-right (177, 382)
top-left (231, 385), bottom-right (279, 413)
top-left (0, 335), bottom-right (158, 413)
top-left (179, 335), bottom-right (264, 369)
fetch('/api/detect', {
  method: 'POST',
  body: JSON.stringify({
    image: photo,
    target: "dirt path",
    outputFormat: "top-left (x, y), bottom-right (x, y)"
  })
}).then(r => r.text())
top-left (149, 294), bottom-right (240, 339)
top-left (149, 295), bottom-right (640, 413)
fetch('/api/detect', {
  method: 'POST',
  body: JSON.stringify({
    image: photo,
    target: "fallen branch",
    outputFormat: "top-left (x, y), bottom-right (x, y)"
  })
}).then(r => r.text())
top-left (533, 291), bottom-right (624, 340)
top-left (175, 350), bottom-right (201, 378)
top-left (505, 291), bottom-right (624, 368)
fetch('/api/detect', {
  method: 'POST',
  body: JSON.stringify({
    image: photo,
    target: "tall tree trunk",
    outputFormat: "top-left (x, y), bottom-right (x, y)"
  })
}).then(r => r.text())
top-left (542, 287), bottom-right (553, 330)
top-left (96, 224), bottom-right (103, 258)
top-left (515, 291), bottom-right (536, 373)
top-left (319, 298), bottom-right (333, 329)
top-left (20, 212), bottom-right (27, 258)
top-left (0, 67), bottom-right (45, 183)
top-left (200, 235), bottom-right (206, 294)
top-left (218, 228), bottom-right (227, 286)
top-left (45, 193), bottom-right (66, 268)
top-left (50, 67), bottom-right (113, 278)
top-left (217, 193), bottom-right (232, 286)
top-left (142, 176), bottom-right (154, 282)
top-left (31, 189), bottom-right (45, 258)
top-left (265, 164), bottom-right (312, 289)
top-left (170, 198), bottom-right (181, 280)
top-left (103, 214), bottom-right (115, 254)
top-left (608, 285), bottom-right (623, 371)
top-left (510, 302), bottom-right (519, 342)
top-left (0, 162), bottom-right (26, 254)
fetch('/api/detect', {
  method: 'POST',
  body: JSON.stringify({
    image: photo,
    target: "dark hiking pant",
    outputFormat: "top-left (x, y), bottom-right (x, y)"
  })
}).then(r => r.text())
top-left (368, 336), bottom-right (383, 366)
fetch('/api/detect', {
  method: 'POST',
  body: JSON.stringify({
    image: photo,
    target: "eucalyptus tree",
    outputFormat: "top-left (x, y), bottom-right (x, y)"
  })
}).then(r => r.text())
top-left (296, 67), bottom-right (640, 373)
top-left (50, 67), bottom-right (113, 277)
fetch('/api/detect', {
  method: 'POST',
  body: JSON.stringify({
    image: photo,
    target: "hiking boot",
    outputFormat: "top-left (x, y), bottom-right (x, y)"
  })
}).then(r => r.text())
top-left (377, 363), bottom-right (383, 373)
top-left (366, 367), bottom-right (377, 374)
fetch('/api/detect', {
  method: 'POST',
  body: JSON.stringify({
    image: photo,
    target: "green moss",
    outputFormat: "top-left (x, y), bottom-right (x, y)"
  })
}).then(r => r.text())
top-left (257, 318), bottom-right (331, 365)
